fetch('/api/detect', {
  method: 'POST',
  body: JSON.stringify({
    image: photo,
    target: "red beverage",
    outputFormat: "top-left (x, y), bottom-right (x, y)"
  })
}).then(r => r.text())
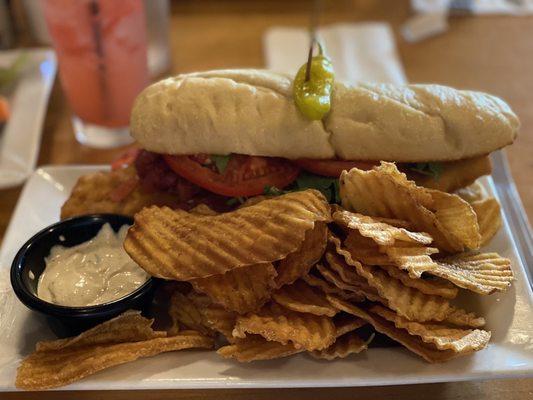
top-left (41, 0), bottom-right (148, 132)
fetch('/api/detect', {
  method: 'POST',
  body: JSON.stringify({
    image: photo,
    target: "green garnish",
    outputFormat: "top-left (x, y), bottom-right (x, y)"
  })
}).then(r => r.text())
top-left (264, 172), bottom-right (341, 204)
top-left (211, 154), bottom-right (231, 174)
top-left (295, 172), bottom-right (340, 203)
top-left (407, 162), bottom-right (443, 180)
top-left (225, 196), bottom-right (246, 206)
top-left (264, 186), bottom-right (288, 196)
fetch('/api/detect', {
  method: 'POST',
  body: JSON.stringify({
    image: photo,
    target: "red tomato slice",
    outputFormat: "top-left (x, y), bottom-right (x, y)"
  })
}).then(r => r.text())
top-left (111, 147), bottom-right (141, 170)
top-left (294, 159), bottom-right (378, 177)
top-left (163, 154), bottom-right (300, 197)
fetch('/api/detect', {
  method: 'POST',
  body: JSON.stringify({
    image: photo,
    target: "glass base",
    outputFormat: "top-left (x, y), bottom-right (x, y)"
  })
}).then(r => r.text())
top-left (72, 116), bottom-right (134, 149)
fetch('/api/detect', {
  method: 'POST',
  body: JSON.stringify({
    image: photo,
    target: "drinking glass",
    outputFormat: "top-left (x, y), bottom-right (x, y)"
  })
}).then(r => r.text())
top-left (40, 0), bottom-right (149, 148)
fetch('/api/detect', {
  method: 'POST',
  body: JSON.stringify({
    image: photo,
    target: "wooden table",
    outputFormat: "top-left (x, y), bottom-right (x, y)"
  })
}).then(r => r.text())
top-left (2, 0), bottom-right (532, 398)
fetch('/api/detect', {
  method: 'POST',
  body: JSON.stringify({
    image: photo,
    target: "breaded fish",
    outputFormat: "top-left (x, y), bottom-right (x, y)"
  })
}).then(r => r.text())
top-left (61, 166), bottom-right (181, 219)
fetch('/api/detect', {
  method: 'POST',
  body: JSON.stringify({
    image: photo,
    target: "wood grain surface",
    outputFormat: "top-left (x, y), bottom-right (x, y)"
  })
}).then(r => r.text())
top-left (1, 0), bottom-right (532, 398)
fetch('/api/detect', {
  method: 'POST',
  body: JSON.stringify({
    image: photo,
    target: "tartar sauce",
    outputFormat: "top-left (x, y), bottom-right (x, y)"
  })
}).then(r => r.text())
top-left (37, 223), bottom-right (149, 307)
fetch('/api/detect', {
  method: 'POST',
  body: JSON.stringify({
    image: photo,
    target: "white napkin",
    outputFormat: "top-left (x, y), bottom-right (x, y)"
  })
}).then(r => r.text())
top-left (413, 0), bottom-right (533, 15)
top-left (263, 23), bottom-right (406, 85)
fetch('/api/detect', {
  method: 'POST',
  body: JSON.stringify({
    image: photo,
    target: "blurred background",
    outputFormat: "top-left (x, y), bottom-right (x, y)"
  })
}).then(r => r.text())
top-left (0, 0), bottom-right (532, 237)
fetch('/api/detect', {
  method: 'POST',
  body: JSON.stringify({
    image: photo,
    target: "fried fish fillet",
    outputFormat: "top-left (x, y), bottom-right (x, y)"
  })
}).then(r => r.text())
top-left (409, 156), bottom-right (491, 193)
top-left (60, 166), bottom-right (181, 219)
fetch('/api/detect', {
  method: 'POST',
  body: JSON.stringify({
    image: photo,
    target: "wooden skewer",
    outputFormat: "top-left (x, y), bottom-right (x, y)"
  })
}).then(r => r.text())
top-left (305, 0), bottom-right (320, 82)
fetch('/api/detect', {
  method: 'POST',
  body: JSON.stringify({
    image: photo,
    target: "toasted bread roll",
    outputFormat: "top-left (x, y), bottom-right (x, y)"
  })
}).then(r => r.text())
top-left (131, 69), bottom-right (518, 162)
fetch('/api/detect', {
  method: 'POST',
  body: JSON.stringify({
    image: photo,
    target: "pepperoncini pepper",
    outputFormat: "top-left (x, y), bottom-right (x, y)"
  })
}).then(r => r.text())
top-left (293, 44), bottom-right (334, 121)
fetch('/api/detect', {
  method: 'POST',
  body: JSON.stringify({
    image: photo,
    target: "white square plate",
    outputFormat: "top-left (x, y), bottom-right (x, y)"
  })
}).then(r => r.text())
top-left (0, 165), bottom-right (532, 391)
top-left (0, 49), bottom-right (57, 189)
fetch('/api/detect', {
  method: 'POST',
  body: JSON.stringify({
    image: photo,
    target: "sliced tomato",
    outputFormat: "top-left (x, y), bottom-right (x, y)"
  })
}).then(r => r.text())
top-left (163, 154), bottom-right (300, 197)
top-left (294, 159), bottom-right (378, 177)
top-left (111, 147), bottom-right (140, 170)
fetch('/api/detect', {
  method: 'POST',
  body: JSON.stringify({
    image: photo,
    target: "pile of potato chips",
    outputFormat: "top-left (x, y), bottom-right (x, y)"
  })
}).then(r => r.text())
top-left (17, 162), bottom-right (514, 390)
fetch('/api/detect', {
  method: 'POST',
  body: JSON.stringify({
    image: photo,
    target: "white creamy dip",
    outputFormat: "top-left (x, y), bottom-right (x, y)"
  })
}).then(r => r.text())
top-left (37, 223), bottom-right (149, 307)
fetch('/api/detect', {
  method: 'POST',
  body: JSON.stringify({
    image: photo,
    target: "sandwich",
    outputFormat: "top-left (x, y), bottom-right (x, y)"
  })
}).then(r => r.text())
top-left (61, 69), bottom-right (519, 219)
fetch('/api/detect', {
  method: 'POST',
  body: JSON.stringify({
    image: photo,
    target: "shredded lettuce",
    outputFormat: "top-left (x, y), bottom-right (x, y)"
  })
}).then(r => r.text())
top-left (407, 162), bottom-right (443, 180)
top-left (264, 172), bottom-right (341, 204)
top-left (211, 154), bottom-right (231, 174)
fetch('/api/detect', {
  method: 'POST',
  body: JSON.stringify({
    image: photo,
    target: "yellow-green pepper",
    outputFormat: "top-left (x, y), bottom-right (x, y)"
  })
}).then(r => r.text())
top-left (293, 47), bottom-right (334, 121)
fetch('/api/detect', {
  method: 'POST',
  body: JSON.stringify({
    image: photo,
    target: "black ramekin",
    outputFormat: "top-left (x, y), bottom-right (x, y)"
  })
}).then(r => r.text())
top-left (10, 214), bottom-right (156, 337)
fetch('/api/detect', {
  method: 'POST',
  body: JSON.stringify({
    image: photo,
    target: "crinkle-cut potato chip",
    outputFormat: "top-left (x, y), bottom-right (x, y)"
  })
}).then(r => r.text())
top-left (333, 313), bottom-right (367, 338)
top-left (322, 251), bottom-right (381, 300)
top-left (16, 312), bottom-right (213, 390)
top-left (324, 249), bottom-right (368, 287)
top-left (189, 203), bottom-right (219, 216)
top-left (372, 216), bottom-right (413, 230)
top-left (370, 305), bottom-right (490, 353)
top-left (332, 208), bottom-right (432, 246)
top-left (217, 335), bottom-right (302, 362)
top-left (426, 189), bottom-right (481, 251)
top-left (326, 295), bottom-right (460, 363)
top-left (456, 182), bottom-right (487, 204)
top-left (316, 263), bottom-right (376, 302)
top-left (275, 222), bottom-right (327, 288)
top-left (233, 302), bottom-right (336, 351)
top-left (470, 198), bottom-right (502, 246)
top-left (344, 232), bottom-right (391, 265)
top-left (310, 331), bottom-right (373, 360)
top-left (330, 235), bottom-right (453, 322)
top-left (191, 263), bottom-right (277, 314)
top-left (339, 162), bottom-right (479, 252)
top-left (168, 291), bottom-right (213, 336)
top-left (36, 310), bottom-right (164, 351)
top-left (443, 307), bottom-right (486, 328)
top-left (431, 252), bottom-right (513, 295)
top-left (380, 244), bottom-right (440, 279)
top-left (186, 292), bottom-right (238, 340)
top-left (124, 189), bottom-right (331, 281)
top-left (302, 271), bottom-right (365, 302)
top-left (378, 264), bottom-right (458, 299)
top-left (168, 290), bottom-right (238, 339)
top-left (273, 280), bottom-right (338, 317)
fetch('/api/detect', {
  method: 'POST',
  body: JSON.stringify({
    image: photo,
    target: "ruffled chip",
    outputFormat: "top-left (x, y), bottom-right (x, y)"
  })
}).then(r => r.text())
top-left (471, 198), bottom-right (502, 246)
top-left (370, 305), bottom-right (490, 353)
top-left (302, 271), bottom-right (365, 302)
top-left (378, 264), bottom-right (458, 299)
top-left (273, 280), bottom-right (338, 317)
top-left (16, 311), bottom-right (213, 390)
top-left (326, 296), bottom-right (461, 363)
top-left (339, 162), bottom-right (480, 252)
top-left (432, 252), bottom-right (513, 295)
top-left (191, 263), bottom-right (277, 314)
top-left (274, 222), bottom-right (327, 288)
top-left (316, 263), bottom-right (376, 302)
top-left (330, 235), bottom-right (453, 322)
top-left (232, 302), bottom-right (336, 351)
top-left (333, 313), bottom-right (367, 337)
top-left (310, 331), bottom-right (373, 360)
top-left (379, 244), bottom-right (440, 279)
top-left (217, 335), bottom-right (302, 362)
top-left (125, 189), bottom-right (331, 281)
top-left (332, 208), bottom-right (432, 246)
top-left (343, 231), bottom-right (391, 265)
top-left (168, 291), bottom-right (237, 339)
